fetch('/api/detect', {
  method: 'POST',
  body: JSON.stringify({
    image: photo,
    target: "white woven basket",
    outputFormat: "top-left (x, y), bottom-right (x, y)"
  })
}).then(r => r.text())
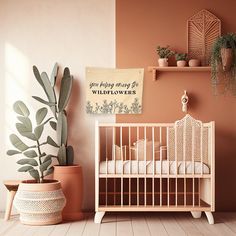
top-left (14, 181), bottom-right (66, 225)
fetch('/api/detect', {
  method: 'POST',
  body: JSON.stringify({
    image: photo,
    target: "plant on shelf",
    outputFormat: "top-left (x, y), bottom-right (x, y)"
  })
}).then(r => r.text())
top-left (175, 53), bottom-right (188, 67)
top-left (6, 101), bottom-right (66, 225)
top-left (211, 33), bottom-right (236, 96)
top-left (33, 63), bottom-right (83, 221)
top-left (156, 45), bottom-right (175, 67)
top-left (32, 64), bottom-right (74, 165)
top-left (7, 101), bottom-right (54, 183)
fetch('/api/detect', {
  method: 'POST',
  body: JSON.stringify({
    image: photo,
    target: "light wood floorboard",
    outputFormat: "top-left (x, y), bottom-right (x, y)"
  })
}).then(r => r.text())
top-left (0, 212), bottom-right (236, 236)
top-left (145, 213), bottom-right (168, 236)
top-left (116, 212), bottom-right (133, 236)
top-left (131, 213), bottom-right (151, 236)
top-left (160, 213), bottom-right (186, 236)
top-left (99, 213), bottom-right (116, 236)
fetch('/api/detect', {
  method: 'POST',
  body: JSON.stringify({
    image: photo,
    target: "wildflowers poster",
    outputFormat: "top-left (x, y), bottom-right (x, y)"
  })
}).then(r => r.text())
top-left (86, 67), bottom-right (144, 114)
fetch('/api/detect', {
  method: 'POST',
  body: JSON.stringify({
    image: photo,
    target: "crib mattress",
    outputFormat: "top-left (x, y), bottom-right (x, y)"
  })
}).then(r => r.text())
top-left (99, 160), bottom-right (210, 174)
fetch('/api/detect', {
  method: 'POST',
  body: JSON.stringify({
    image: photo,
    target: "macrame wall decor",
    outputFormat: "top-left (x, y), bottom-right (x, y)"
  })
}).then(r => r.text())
top-left (187, 9), bottom-right (221, 66)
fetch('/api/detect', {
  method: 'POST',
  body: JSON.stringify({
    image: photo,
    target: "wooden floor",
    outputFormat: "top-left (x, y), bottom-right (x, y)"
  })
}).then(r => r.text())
top-left (0, 212), bottom-right (236, 236)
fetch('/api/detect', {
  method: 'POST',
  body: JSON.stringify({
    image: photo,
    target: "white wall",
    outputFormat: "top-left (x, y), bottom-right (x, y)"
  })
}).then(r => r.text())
top-left (0, 0), bottom-right (115, 211)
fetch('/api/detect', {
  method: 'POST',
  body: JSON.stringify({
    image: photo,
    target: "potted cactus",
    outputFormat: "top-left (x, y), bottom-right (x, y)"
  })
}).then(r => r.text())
top-left (32, 64), bottom-right (83, 220)
top-left (175, 53), bottom-right (188, 67)
top-left (156, 45), bottom-right (175, 67)
top-left (7, 101), bottom-right (66, 225)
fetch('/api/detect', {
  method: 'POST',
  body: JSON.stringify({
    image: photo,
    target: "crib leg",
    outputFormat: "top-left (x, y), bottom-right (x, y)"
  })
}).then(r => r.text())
top-left (94, 211), bottom-right (105, 223)
top-left (205, 211), bottom-right (214, 225)
top-left (191, 211), bottom-right (202, 218)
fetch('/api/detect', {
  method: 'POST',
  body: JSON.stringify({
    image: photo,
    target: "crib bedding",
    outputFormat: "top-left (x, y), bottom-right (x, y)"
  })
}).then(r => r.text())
top-left (99, 160), bottom-right (210, 174)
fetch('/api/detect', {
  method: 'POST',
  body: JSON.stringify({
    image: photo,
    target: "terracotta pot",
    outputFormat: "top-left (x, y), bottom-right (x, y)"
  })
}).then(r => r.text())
top-left (13, 180), bottom-right (66, 225)
top-left (177, 60), bottom-right (187, 67)
top-left (53, 165), bottom-right (83, 221)
top-left (221, 48), bottom-right (233, 71)
top-left (158, 58), bottom-right (168, 67)
top-left (189, 59), bottom-right (201, 67)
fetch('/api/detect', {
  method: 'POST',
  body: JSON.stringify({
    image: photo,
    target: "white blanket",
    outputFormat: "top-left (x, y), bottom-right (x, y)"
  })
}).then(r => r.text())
top-left (99, 160), bottom-right (210, 174)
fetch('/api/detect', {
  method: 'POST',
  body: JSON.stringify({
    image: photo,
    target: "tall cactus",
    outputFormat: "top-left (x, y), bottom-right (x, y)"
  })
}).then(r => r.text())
top-left (32, 63), bottom-right (74, 165)
top-left (7, 101), bottom-right (55, 183)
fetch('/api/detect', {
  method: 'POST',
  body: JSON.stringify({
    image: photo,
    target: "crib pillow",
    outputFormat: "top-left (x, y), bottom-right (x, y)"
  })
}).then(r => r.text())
top-left (131, 139), bottom-right (165, 161)
top-left (112, 144), bottom-right (127, 160)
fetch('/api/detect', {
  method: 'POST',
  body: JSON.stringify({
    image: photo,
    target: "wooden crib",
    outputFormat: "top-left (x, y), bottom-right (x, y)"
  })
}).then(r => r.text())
top-left (94, 115), bottom-right (215, 224)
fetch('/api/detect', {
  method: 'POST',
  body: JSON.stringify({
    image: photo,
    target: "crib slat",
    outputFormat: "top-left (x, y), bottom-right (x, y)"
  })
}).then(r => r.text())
top-left (198, 178), bottom-right (201, 206)
top-left (95, 121), bottom-right (99, 211)
top-left (106, 128), bottom-right (108, 206)
top-left (120, 126), bottom-right (123, 206)
top-left (152, 127), bottom-right (155, 206)
top-left (192, 126), bottom-right (195, 207)
top-left (129, 126), bottom-right (131, 206)
top-left (174, 124), bottom-right (178, 206)
top-left (113, 127), bottom-right (116, 173)
top-left (200, 125), bottom-right (203, 175)
top-left (144, 126), bottom-right (147, 206)
top-left (137, 127), bottom-right (139, 206)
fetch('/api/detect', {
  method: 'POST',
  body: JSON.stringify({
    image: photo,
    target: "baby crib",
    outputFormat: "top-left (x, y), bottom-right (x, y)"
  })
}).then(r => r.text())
top-left (94, 115), bottom-right (215, 224)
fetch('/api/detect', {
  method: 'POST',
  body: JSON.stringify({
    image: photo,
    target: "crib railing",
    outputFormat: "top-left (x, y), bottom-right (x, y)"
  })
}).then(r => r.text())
top-left (95, 115), bottom-right (215, 211)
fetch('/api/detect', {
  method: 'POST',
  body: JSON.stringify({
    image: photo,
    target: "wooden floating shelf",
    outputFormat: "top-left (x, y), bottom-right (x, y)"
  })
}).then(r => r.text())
top-left (148, 66), bottom-right (211, 80)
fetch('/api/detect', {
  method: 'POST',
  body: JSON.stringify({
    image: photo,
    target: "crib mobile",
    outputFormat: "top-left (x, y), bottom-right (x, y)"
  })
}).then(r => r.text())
top-left (94, 91), bottom-right (215, 224)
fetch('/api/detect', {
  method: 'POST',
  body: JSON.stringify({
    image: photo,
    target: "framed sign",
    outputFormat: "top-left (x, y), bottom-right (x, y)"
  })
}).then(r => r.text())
top-left (86, 67), bottom-right (144, 114)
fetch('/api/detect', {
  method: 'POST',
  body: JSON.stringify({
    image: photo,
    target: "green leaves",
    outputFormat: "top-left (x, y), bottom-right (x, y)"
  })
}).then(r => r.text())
top-left (36, 107), bottom-right (48, 125)
top-left (41, 72), bottom-right (56, 103)
top-left (49, 121), bottom-right (57, 130)
top-left (47, 136), bottom-right (59, 147)
top-left (58, 144), bottom-right (66, 165)
top-left (7, 150), bottom-right (21, 156)
top-left (57, 111), bottom-right (67, 146)
top-left (17, 117), bottom-right (32, 130)
top-left (32, 96), bottom-right (55, 106)
top-left (17, 158), bottom-right (38, 166)
top-left (10, 134), bottom-right (29, 151)
top-left (33, 65), bottom-right (56, 103)
top-left (66, 146), bottom-right (74, 165)
top-left (34, 125), bottom-right (44, 140)
top-left (18, 166), bottom-right (34, 172)
top-left (58, 68), bottom-right (73, 111)
top-left (16, 122), bottom-right (36, 141)
top-left (40, 159), bottom-right (52, 172)
top-left (23, 150), bottom-right (38, 158)
top-left (13, 101), bottom-right (30, 117)
top-left (50, 63), bottom-right (58, 86)
top-left (44, 167), bottom-right (54, 176)
top-left (29, 169), bottom-right (40, 181)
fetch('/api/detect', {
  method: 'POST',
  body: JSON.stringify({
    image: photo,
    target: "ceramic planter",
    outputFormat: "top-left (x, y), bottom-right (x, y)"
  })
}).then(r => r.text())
top-left (53, 165), bottom-right (83, 221)
top-left (13, 180), bottom-right (66, 225)
top-left (189, 59), bottom-right (201, 67)
top-left (221, 48), bottom-right (233, 71)
top-left (158, 58), bottom-right (168, 67)
top-left (177, 60), bottom-right (187, 67)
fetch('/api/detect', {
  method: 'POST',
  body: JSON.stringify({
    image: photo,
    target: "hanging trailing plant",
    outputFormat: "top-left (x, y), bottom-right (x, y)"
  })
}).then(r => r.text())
top-left (211, 33), bottom-right (236, 96)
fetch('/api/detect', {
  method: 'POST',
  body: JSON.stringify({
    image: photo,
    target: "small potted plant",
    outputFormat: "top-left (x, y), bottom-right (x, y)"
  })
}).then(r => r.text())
top-left (175, 53), bottom-right (188, 67)
top-left (7, 101), bottom-right (66, 225)
top-left (211, 33), bottom-right (236, 95)
top-left (156, 45), bottom-right (175, 67)
top-left (33, 64), bottom-right (83, 220)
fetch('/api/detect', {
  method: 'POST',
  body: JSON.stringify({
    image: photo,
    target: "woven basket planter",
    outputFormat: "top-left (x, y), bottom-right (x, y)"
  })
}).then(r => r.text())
top-left (14, 180), bottom-right (66, 225)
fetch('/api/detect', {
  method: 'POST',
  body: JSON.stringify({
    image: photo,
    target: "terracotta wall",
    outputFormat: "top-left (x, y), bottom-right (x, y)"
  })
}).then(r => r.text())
top-left (116, 0), bottom-right (236, 211)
